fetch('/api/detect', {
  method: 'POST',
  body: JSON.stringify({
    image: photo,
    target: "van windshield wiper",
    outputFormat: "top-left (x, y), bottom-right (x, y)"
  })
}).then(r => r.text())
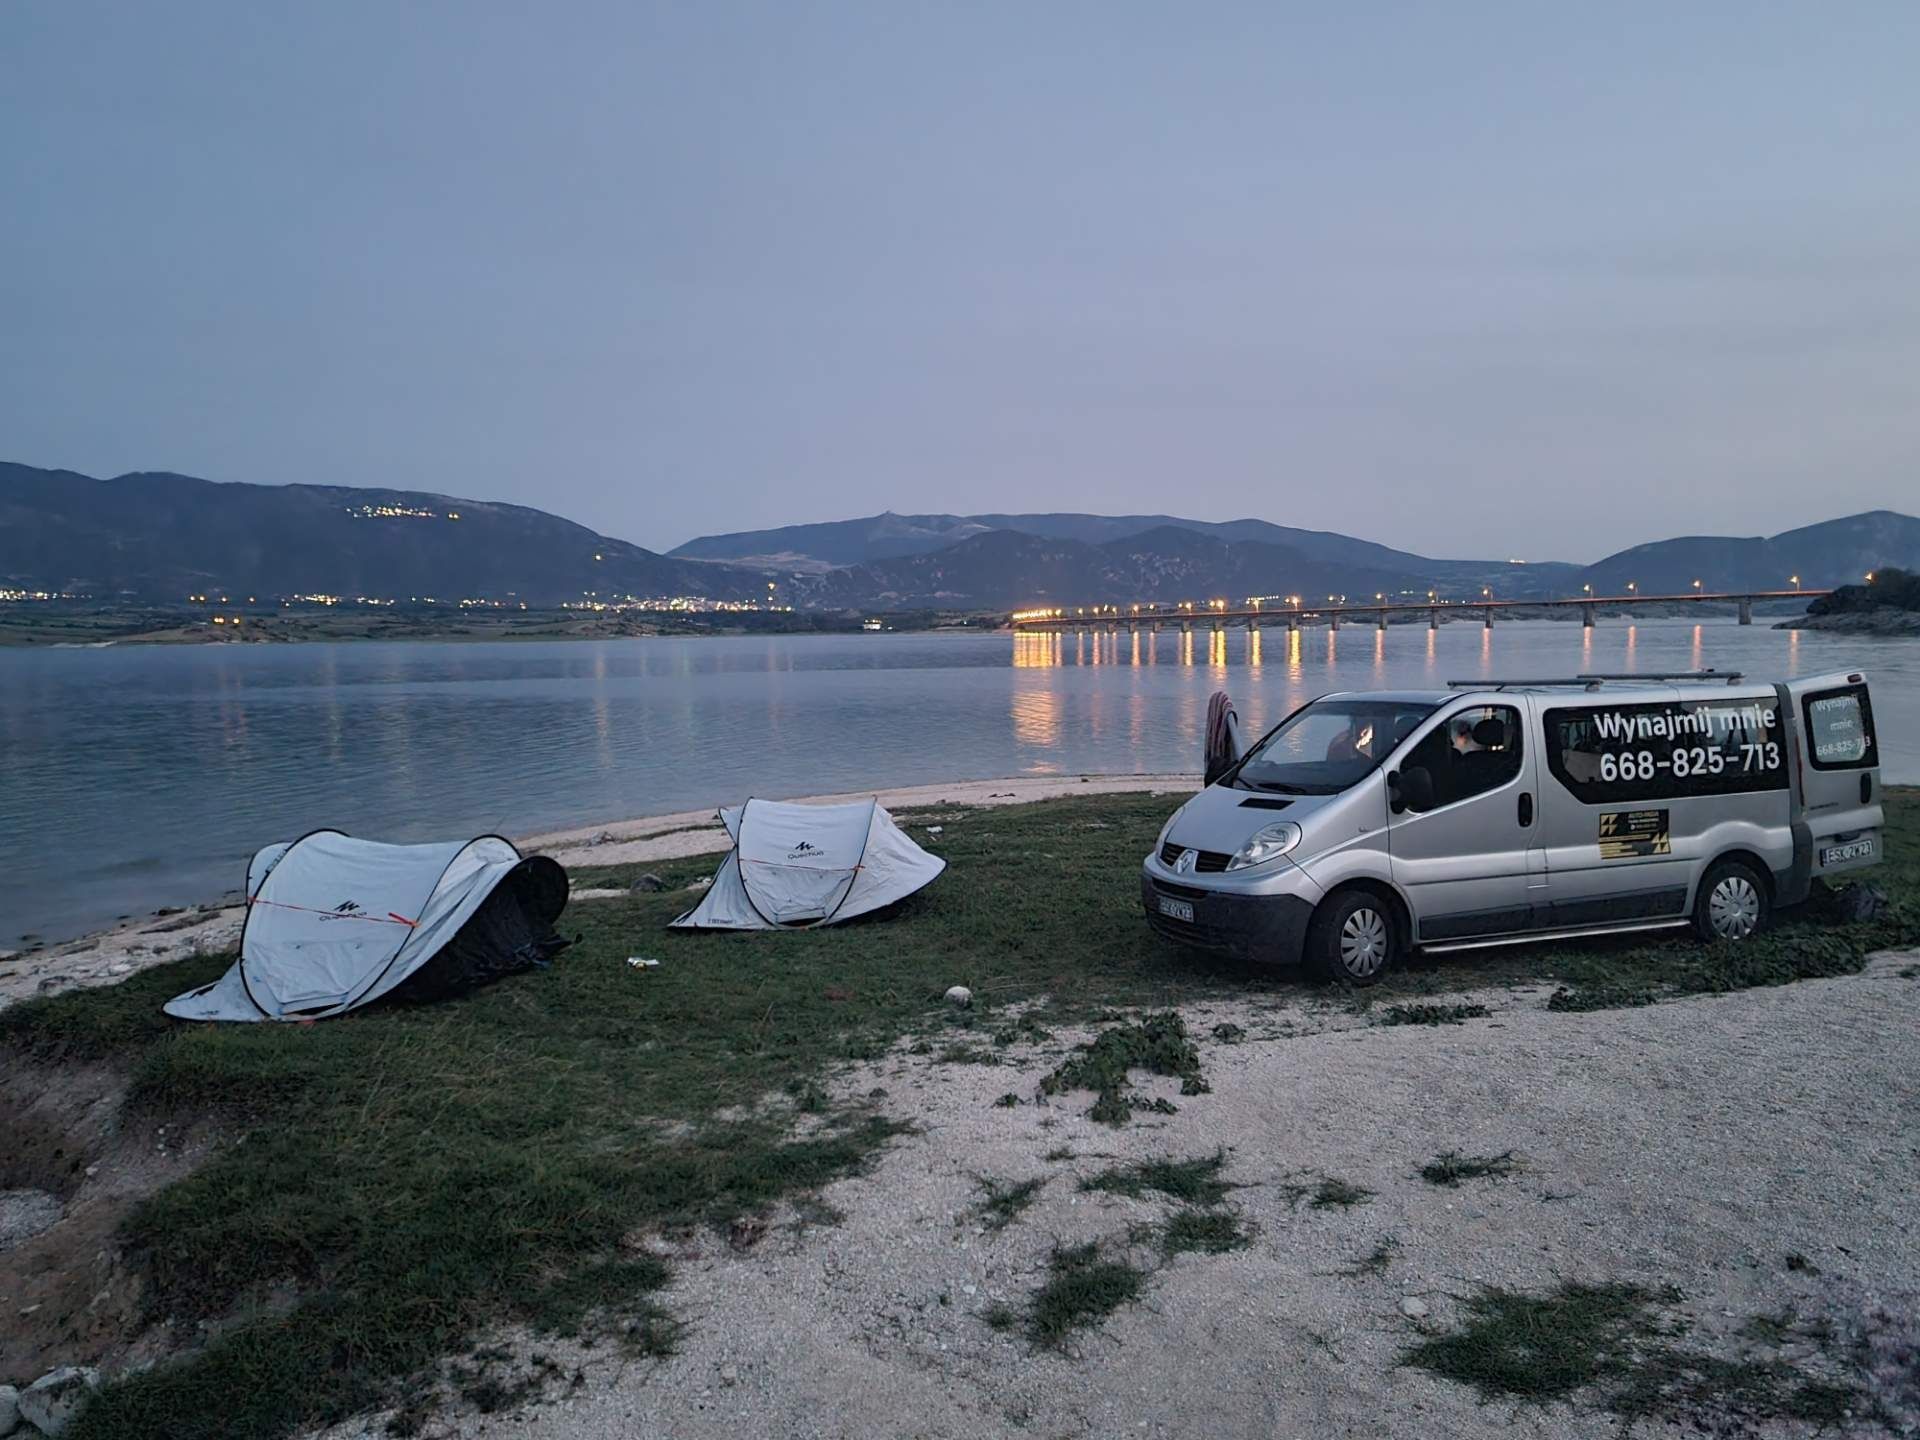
top-left (1239, 778), bottom-right (1310, 794)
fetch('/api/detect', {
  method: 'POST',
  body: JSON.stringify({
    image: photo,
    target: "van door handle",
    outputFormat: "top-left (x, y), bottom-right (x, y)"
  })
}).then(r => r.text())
top-left (1518, 792), bottom-right (1534, 827)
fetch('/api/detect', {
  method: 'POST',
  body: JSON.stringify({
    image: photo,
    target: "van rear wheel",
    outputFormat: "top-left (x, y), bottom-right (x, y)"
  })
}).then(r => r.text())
top-left (1693, 859), bottom-right (1769, 943)
top-left (1309, 889), bottom-right (1398, 986)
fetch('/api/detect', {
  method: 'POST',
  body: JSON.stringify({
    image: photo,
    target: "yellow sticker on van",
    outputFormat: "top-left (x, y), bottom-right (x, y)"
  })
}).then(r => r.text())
top-left (1599, 809), bottom-right (1670, 859)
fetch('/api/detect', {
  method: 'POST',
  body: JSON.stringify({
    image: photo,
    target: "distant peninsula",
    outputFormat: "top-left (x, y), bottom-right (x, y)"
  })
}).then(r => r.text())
top-left (1775, 567), bottom-right (1920, 635)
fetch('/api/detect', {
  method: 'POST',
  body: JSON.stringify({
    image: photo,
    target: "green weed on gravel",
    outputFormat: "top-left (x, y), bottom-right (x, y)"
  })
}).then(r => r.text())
top-left (1082, 1152), bottom-right (1237, 1207)
top-left (972, 1176), bottom-right (1045, 1232)
top-left (1158, 1208), bottom-right (1253, 1256)
top-left (1377, 1003), bottom-right (1490, 1027)
top-left (1420, 1150), bottom-right (1519, 1186)
top-left (1040, 1011), bottom-right (1207, 1124)
top-left (1280, 1175), bottom-right (1374, 1209)
top-left (1022, 1243), bottom-right (1149, 1348)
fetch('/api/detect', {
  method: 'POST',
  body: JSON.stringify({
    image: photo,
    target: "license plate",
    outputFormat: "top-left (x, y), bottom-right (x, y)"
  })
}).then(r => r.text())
top-left (1157, 896), bottom-right (1195, 923)
top-left (1821, 838), bottom-right (1875, 866)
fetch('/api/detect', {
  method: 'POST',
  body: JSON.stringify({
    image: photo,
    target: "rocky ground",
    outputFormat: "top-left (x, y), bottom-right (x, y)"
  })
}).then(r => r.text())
top-left (309, 951), bottom-right (1920, 1440)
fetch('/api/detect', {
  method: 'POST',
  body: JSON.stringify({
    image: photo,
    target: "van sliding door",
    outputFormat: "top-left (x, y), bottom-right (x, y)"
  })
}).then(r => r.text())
top-left (1537, 688), bottom-right (1790, 927)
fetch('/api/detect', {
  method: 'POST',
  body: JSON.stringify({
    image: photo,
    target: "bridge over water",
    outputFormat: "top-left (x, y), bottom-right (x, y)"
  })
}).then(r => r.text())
top-left (1009, 589), bottom-right (1826, 632)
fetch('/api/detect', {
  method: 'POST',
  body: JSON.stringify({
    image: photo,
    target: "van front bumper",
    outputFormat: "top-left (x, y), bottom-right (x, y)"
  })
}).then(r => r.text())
top-left (1140, 869), bottom-right (1318, 965)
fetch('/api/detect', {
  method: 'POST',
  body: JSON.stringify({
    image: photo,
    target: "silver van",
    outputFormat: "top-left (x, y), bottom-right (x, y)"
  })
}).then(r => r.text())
top-left (1142, 670), bottom-right (1884, 983)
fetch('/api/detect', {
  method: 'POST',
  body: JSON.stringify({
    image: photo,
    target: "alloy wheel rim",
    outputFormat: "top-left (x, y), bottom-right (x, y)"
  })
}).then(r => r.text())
top-left (1339, 907), bottom-right (1389, 976)
top-left (1709, 876), bottom-right (1761, 939)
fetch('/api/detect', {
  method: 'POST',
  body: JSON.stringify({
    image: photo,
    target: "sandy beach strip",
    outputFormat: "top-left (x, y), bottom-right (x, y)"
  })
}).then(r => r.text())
top-left (0, 773), bottom-right (1198, 1010)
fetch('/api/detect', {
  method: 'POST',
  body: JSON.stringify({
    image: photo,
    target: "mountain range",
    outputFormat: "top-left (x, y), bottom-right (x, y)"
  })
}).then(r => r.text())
top-left (5, 462), bottom-right (1917, 612)
top-left (0, 462), bottom-right (772, 607)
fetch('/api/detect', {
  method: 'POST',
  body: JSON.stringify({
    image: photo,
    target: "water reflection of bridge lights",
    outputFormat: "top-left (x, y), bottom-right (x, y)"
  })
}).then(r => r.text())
top-left (1010, 684), bottom-right (1062, 749)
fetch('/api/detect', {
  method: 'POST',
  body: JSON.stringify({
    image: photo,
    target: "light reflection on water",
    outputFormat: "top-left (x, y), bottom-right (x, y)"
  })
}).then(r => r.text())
top-left (0, 619), bottom-right (1915, 944)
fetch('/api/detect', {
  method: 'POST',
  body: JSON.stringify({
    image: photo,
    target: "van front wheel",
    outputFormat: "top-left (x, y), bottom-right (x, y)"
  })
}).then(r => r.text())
top-left (1309, 890), bottom-right (1398, 985)
top-left (1693, 859), bottom-right (1769, 943)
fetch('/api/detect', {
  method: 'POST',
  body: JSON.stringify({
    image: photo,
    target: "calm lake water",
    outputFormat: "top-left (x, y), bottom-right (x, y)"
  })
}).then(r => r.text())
top-left (2, 619), bottom-right (1915, 946)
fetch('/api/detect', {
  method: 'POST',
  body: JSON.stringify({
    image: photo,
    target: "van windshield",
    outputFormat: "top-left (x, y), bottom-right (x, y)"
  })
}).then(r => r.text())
top-left (1230, 698), bottom-right (1438, 795)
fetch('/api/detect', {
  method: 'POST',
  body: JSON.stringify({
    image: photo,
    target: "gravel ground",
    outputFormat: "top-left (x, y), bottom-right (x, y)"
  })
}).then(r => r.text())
top-left (316, 950), bottom-right (1920, 1440)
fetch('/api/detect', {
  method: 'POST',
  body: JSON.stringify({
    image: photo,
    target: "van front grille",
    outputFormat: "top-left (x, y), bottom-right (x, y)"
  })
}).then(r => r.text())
top-left (1160, 840), bottom-right (1232, 872)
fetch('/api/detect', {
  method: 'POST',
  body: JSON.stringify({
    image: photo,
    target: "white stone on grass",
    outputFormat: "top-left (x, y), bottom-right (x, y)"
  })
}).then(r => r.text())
top-left (18, 1368), bottom-right (99, 1437)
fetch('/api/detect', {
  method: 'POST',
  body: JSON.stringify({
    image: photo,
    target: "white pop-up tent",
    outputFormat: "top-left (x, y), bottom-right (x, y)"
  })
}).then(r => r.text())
top-left (671, 798), bottom-right (945, 930)
top-left (165, 830), bottom-right (569, 1022)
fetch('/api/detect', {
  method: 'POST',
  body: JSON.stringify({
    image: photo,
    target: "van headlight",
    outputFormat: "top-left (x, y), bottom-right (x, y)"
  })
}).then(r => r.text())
top-left (1228, 821), bottom-right (1302, 871)
top-left (1154, 805), bottom-right (1186, 851)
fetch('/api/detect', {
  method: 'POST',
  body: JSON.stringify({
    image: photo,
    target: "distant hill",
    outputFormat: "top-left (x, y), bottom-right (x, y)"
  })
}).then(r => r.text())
top-left (672, 509), bottom-right (1582, 597)
top-left (790, 525), bottom-right (1444, 610)
top-left (1575, 511), bottom-right (1920, 594)
top-left (0, 463), bottom-right (773, 606)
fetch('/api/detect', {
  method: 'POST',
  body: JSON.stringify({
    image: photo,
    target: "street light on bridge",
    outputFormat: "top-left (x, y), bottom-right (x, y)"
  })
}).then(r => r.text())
top-left (1692, 579), bottom-right (1703, 592)
top-left (1789, 575), bottom-right (1800, 591)
top-left (1627, 581), bottom-right (1637, 595)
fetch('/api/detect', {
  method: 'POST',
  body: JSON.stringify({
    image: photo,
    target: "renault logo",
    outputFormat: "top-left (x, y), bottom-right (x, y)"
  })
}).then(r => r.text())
top-left (1174, 848), bottom-right (1198, 875)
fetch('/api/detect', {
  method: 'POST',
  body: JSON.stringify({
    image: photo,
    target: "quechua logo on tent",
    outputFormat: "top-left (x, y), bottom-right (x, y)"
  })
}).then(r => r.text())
top-left (323, 900), bottom-right (365, 921)
top-left (786, 840), bottom-right (824, 861)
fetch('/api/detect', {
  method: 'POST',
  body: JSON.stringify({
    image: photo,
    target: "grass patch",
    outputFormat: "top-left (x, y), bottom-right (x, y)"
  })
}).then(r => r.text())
top-left (1022, 1242), bottom-right (1149, 1348)
top-left (1281, 1175), bottom-right (1374, 1209)
top-left (1376, 1002), bottom-right (1489, 1027)
top-left (1419, 1150), bottom-right (1518, 1187)
top-left (1081, 1152), bottom-right (1236, 1207)
top-left (1158, 1208), bottom-right (1252, 1256)
top-left (1403, 1281), bottom-right (1682, 1403)
top-left (972, 1176), bottom-right (1045, 1232)
top-left (1404, 1281), bottom-right (1866, 1431)
top-left (1039, 1011), bottom-right (1207, 1124)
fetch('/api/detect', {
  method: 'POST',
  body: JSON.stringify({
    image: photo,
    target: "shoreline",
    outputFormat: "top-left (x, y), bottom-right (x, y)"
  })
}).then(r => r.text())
top-left (0, 773), bottom-right (1198, 1011)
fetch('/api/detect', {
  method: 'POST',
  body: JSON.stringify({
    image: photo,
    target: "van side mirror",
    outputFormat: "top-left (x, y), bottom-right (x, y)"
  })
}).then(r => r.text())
top-left (1398, 766), bottom-right (1436, 813)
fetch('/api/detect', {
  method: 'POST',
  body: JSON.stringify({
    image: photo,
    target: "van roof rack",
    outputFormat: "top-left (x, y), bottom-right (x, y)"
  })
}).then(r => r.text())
top-left (1446, 670), bottom-right (1745, 691)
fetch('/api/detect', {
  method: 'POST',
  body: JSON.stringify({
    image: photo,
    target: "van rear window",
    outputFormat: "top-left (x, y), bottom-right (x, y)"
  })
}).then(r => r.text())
top-left (1544, 697), bottom-right (1789, 805)
top-left (1803, 685), bottom-right (1877, 770)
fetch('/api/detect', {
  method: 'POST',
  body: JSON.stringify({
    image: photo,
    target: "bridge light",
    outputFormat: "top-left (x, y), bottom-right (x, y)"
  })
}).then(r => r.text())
top-left (1375, 593), bottom-right (1383, 602)
top-left (1789, 574), bottom-right (1800, 590)
top-left (1692, 579), bottom-right (1702, 591)
top-left (1582, 583), bottom-right (1592, 595)
top-left (1866, 571), bottom-right (1876, 583)
top-left (1627, 581), bottom-right (1637, 594)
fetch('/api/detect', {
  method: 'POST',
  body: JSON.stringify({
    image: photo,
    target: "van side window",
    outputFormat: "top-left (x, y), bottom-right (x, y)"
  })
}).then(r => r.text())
top-left (1545, 698), bottom-right (1789, 804)
top-left (1399, 705), bottom-right (1522, 811)
top-left (1803, 686), bottom-right (1877, 770)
